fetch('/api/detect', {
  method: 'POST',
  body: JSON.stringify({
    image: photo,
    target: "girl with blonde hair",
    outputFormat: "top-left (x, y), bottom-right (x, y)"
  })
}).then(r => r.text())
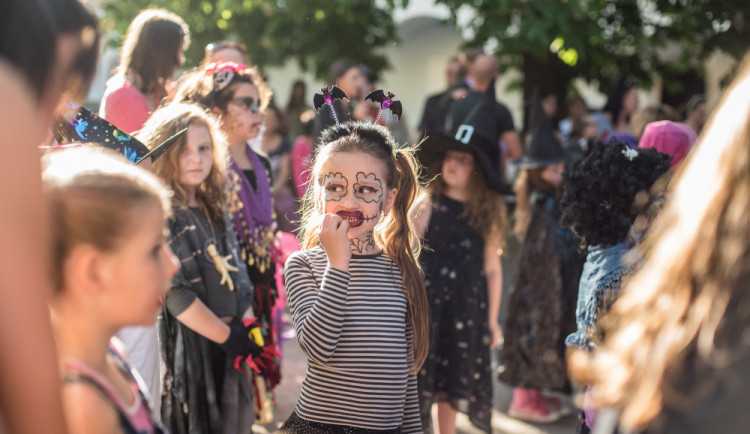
top-left (138, 103), bottom-right (260, 433)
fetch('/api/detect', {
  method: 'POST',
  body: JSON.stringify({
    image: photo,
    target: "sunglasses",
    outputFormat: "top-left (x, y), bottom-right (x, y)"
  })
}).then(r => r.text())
top-left (231, 96), bottom-right (259, 114)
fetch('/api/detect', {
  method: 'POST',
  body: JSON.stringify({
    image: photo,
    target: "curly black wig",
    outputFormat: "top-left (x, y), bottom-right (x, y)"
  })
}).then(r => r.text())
top-left (560, 139), bottom-right (672, 248)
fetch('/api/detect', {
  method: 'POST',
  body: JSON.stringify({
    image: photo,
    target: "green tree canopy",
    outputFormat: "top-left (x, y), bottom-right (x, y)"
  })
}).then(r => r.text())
top-left (101, 0), bottom-right (408, 81)
top-left (437, 0), bottom-right (749, 96)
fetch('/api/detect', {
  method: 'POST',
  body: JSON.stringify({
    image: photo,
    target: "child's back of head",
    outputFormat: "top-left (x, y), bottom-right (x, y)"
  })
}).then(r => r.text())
top-left (43, 147), bottom-right (174, 309)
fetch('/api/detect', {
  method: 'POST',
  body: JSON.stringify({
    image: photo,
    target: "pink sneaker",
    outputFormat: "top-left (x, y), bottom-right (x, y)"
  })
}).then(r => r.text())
top-left (508, 399), bottom-right (561, 424)
top-left (540, 394), bottom-right (571, 418)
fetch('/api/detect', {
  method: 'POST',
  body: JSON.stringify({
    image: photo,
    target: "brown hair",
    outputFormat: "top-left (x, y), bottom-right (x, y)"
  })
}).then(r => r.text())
top-left (299, 122), bottom-right (430, 372)
top-left (512, 167), bottom-right (559, 237)
top-left (572, 54), bottom-right (750, 431)
top-left (112, 9), bottom-right (189, 96)
top-left (137, 103), bottom-right (228, 224)
top-left (42, 148), bottom-right (171, 293)
top-left (174, 63), bottom-right (272, 114)
top-left (428, 156), bottom-right (507, 245)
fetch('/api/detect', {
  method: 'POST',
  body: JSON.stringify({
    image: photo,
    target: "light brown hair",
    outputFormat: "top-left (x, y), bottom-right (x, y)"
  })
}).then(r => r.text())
top-left (112, 9), bottom-right (189, 96)
top-left (512, 167), bottom-right (558, 237)
top-left (174, 63), bottom-right (272, 114)
top-left (428, 156), bottom-right (507, 245)
top-left (572, 54), bottom-right (750, 431)
top-left (299, 122), bottom-right (430, 372)
top-left (137, 103), bottom-right (228, 224)
top-left (43, 148), bottom-right (171, 293)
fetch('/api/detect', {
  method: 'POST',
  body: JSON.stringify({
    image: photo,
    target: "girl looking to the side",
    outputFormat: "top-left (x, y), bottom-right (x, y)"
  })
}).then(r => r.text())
top-left (137, 103), bottom-right (259, 433)
top-left (44, 148), bottom-right (177, 434)
top-left (282, 121), bottom-right (428, 433)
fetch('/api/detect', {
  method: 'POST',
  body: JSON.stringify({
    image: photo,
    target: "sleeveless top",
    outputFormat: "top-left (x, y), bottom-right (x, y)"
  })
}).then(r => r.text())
top-left (61, 345), bottom-right (164, 434)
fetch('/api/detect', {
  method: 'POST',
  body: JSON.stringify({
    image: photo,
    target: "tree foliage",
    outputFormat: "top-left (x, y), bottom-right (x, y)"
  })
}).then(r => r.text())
top-left (436, 0), bottom-right (750, 93)
top-left (100, 0), bottom-right (408, 80)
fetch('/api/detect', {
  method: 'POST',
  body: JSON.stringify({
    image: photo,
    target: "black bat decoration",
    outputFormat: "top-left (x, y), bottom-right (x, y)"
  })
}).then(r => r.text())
top-left (365, 89), bottom-right (403, 121)
top-left (313, 86), bottom-right (349, 112)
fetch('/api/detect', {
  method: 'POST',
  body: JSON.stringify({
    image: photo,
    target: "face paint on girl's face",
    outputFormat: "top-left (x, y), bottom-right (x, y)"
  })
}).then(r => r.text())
top-left (353, 172), bottom-right (383, 203)
top-left (319, 151), bottom-right (394, 241)
top-left (323, 172), bottom-right (348, 202)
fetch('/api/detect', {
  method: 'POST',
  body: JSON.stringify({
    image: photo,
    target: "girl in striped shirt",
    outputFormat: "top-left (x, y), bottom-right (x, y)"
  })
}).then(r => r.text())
top-left (282, 122), bottom-right (429, 433)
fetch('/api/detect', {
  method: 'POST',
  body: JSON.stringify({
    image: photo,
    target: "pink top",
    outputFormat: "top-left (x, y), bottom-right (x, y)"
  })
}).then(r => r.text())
top-left (291, 135), bottom-right (313, 198)
top-left (62, 350), bottom-right (155, 433)
top-left (100, 81), bottom-right (152, 134)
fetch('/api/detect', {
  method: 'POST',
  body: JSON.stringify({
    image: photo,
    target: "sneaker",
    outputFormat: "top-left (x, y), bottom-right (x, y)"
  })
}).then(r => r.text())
top-left (508, 399), bottom-right (562, 424)
top-left (540, 394), bottom-right (571, 418)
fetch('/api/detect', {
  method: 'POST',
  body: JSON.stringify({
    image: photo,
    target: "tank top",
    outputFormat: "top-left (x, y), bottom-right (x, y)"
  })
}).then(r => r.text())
top-left (61, 345), bottom-right (163, 434)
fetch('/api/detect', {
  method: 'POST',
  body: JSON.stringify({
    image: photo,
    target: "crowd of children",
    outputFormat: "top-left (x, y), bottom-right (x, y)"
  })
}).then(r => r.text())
top-left (7, 1), bottom-right (750, 434)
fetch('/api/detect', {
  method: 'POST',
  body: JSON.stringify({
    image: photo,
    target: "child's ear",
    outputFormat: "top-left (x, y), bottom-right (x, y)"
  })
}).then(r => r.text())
top-left (64, 245), bottom-right (106, 296)
top-left (382, 188), bottom-right (398, 215)
top-left (211, 106), bottom-right (222, 118)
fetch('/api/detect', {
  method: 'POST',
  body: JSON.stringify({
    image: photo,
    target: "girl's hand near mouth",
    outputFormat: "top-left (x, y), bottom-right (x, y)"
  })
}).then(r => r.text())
top-left (318, 213), bottom-right (351, 271)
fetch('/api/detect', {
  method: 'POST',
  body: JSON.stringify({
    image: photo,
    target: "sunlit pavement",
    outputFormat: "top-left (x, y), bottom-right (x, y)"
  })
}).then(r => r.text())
top-left (254, 324), bottom-right (578, 434)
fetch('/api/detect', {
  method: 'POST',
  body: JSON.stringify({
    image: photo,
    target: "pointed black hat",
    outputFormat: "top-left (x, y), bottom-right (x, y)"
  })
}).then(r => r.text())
top-left (417, 86), bottom-right (513, 194)
top-left (52, 104), bottom-right (185, 164)
top-left (516, 89), bottom-right (566, 168)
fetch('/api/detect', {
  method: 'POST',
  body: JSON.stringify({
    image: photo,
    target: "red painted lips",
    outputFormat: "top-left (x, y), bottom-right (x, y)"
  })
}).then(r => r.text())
top-left (337, 211), bottom-right (364, 228)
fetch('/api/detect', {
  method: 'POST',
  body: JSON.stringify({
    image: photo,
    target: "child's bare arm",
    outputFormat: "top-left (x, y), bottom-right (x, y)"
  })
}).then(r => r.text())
top-left (484, 226), bottom-right (504, 348)
top-left (174, 299), bottom-right (231, 343)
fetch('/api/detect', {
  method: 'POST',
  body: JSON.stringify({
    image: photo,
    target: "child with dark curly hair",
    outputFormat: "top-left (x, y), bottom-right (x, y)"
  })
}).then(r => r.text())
top-left (559, 139), bottom-right (671, 432)
top-left (498, 92), bottom-right (585, 423)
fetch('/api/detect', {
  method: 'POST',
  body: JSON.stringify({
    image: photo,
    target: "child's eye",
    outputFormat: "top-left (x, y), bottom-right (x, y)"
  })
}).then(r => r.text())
top-left (326, 184), bottom-right (343, 193)
top-left (358, 186), bottom-right (374, 194)
top-left (199, 145), bottom-right (211, 152)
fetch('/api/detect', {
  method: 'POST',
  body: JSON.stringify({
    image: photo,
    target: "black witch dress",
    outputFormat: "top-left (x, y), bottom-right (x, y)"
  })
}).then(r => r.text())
top-left (159, 208), bottom-right (255, 434)
top-left (417, 195), bottom-right (493, 433)
top-left (498, 192), bottom-right (584, 391)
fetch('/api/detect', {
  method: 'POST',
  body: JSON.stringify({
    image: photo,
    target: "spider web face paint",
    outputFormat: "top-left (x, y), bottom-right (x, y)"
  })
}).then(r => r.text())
top-left (353, 172), bottom-right (383, 204)
top-left (323, 172), bottom-right (348, 202)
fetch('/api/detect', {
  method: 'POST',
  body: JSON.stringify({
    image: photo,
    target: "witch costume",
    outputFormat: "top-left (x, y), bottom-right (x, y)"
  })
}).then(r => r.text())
top-left (416, 90), bottom-right (513, 433)
top-left (160, 208), bottom-right (256, 434)
top-left (498, 92), bottom-right (584, 392)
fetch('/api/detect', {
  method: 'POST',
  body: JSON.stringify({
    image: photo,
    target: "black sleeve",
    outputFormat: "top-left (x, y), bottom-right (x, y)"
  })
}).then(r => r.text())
top-left (253, 150), bottom-right (273, 185)
top-left (495, 102), bottom-right (515, 134)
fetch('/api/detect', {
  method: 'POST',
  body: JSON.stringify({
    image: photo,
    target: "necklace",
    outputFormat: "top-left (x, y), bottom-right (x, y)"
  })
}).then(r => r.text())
top-left (187, 205), bottom-right (239, 291)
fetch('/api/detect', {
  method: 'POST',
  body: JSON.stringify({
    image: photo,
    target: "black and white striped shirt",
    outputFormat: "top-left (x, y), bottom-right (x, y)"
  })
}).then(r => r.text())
top-left (284, 245), bottom-right (421, 432)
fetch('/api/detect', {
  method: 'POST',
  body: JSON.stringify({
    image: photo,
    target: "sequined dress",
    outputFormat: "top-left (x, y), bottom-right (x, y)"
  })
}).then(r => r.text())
top-left (417, 195), bottom-right (493, 433)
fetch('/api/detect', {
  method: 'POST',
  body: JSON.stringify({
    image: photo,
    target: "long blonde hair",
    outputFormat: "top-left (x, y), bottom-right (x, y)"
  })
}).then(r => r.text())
top-left (299, 122), bottom-right (429, 372)
top-left (573, 54), bottom-right (750, 431)
top-left (137, 103), bottom-right (228, 224)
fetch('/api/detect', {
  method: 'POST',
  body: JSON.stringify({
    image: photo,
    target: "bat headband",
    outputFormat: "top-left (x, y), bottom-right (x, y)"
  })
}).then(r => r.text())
top-left (365, 90), bottom-right (402, 124)
top-left (204, 62), bottom-right (250, 92)
top-left (313, 86), bottom-right (403, 127)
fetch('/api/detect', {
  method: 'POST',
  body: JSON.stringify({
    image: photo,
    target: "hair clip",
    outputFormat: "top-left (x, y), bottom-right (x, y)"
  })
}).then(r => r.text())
top-left (204, 62), bottom-right (249, 92)
top-left (365, 90), bottom-right (402, 124)
top-left (313, 86), bottom-right (348, 124)
top-left (622, 146), bottom-right (638, 161)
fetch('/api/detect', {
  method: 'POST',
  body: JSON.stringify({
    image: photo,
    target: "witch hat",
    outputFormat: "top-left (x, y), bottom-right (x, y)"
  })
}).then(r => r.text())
top-left (515, 89), bottom-right (565, 168)
top-left (417, 87), bottom-right (513, 194)
top-left (51, 103), bottom-right (185, 164)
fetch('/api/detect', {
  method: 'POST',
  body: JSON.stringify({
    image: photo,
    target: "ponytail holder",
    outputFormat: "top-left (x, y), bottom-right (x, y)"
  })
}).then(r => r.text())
top-left (392, 149), bottom-right (399, 160)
